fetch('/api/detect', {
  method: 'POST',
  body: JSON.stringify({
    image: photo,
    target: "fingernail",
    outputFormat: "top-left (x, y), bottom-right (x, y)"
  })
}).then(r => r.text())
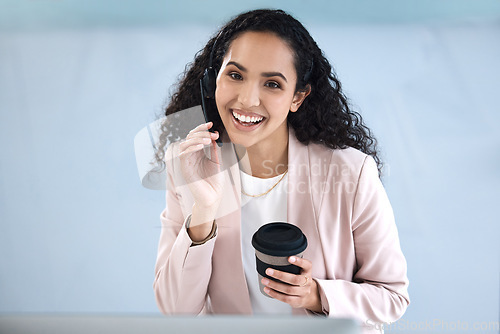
top-left (266, 268), bottom-right (274, 276)
top-left (264, 287), bottom-right (270, 294)
top-left (261, 278), bottom-right (269, 285)
top-left (203, 137), bottom-right (211, 143)
top-left (289, 256), bottom-right (296, 263)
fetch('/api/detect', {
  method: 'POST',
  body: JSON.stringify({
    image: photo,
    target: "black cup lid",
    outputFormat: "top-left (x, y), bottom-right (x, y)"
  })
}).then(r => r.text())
top-left (251, 222), bottom-right (307, 257)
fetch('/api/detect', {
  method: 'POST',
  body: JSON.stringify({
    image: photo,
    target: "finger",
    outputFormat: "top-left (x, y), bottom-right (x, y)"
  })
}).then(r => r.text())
top-left (265, 268), bottom-right (307, 287)
top-left (179, 136), bottom-right (212, 152)
top-left (263, 286), bottom-right (302, 308)
top-left (184, 122), bottom-right (212, 142)
top-left (210, 140), bottom-right (220, 165)
top-left (186, 129), bottom-right (218, 142)
top-left (178, 143), bottom-right (205, 156)
top-left (183, 134), bottom-right (217, 158)
top-left (209, 131), bottom-right (221, 163)
top-left (181, 131), bottom-right (219, 155)
top-left (261, 277), bottom-right (302, 297)
top-left (185, 129), bottom-right (219, 156)
top-left (189, 122), bottom-right (213, 134)
top-left (288, 256), bottom-right (312, 273)
top-left (209, 130), bottom-right (220, 143)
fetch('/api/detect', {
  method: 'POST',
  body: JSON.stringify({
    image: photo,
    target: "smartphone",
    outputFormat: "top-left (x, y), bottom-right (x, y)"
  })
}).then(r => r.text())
top-left (200, 80), bottom-right (223, 147)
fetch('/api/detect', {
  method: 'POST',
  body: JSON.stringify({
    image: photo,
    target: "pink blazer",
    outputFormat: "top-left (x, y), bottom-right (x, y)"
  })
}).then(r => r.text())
top-left (154, 129), bottom-right (409, 328)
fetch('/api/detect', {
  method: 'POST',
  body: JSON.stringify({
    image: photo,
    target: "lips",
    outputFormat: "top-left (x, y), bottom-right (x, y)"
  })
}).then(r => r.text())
top-left (230, 109), bottom-right (265, 131)
top-left (233, 111), bottom-right (263, 124)
top-left (232, 110), bottom-right (264, 123)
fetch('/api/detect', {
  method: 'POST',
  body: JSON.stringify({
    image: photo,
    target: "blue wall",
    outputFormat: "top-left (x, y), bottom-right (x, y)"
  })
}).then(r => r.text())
top-left (1, 1), bottom-right (499, 332)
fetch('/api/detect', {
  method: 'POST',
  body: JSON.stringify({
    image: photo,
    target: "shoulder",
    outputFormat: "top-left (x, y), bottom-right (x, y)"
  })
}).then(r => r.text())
top-left (310, 142), bottom-right (367, 165)
top-left (291, 136), bottom-right (371, 182)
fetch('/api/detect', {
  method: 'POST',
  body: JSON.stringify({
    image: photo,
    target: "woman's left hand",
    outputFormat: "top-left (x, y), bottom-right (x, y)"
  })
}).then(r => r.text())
top-left (261, 256), bottom-right (322, 313)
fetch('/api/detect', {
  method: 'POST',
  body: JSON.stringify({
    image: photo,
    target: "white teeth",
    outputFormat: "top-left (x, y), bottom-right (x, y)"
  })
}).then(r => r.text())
top-left (232, 111), bottom-right (263, 123)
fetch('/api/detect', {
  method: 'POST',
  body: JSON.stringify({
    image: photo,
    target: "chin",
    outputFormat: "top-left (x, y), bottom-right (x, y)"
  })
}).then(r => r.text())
top-left (225, 132), bottom-right (254, 148)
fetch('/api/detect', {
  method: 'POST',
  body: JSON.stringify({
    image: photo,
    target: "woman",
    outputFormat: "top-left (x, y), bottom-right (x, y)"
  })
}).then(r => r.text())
top-left (153, 8), bottom-right (409, 330)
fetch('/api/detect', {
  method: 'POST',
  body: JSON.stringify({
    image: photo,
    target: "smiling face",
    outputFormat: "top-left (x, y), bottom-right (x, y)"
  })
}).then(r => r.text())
top-left (215, 31), bottom-right (309, 156)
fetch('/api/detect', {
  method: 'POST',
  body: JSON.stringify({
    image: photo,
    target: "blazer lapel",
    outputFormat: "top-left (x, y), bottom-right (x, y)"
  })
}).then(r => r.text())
top-left (287, 130), bottom-right (328, 316)
top-left (287, 129), bottom-right (317, 247)
top-left (209, 141), bottom-right (252, 314)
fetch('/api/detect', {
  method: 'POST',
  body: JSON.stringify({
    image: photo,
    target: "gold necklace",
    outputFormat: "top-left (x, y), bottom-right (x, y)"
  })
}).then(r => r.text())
top-left (241, 170), bottom-right (288, 198)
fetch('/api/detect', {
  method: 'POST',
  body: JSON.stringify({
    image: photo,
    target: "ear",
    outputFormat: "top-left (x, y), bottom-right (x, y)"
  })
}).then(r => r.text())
top-left (290, 84), bottom-right (311, 112)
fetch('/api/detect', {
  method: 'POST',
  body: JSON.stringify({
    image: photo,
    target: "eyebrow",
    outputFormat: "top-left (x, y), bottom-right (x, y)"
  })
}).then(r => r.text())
top-left (227, 61), bottom-right (288, 83)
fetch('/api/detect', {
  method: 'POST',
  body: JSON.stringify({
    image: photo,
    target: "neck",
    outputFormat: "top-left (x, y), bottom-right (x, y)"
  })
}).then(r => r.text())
top-left (236, 137), bottom-right (289, 178)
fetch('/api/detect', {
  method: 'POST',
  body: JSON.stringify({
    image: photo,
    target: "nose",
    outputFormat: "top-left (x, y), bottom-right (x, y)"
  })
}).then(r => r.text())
top-left (237, 82), bottom-right (260, 108)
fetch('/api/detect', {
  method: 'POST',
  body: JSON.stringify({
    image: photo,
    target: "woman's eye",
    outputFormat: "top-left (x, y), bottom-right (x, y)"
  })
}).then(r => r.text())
top-left (265, 81), bottom-right (280, 89)
top-left (229, 72), bottom-right (242, 80)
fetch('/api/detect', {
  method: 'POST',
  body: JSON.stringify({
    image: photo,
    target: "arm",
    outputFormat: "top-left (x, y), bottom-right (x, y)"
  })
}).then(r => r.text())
top-left (316, 155), bottom-right (410, 324)
top-left (153, 148), bottom-right (217, 315)
top-left (154, 124), bottom-right (224, 314)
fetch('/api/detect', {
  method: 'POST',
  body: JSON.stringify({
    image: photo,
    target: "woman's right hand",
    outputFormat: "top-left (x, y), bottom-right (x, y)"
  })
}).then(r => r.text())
top-left (178, 122), bottom-right (224, 227)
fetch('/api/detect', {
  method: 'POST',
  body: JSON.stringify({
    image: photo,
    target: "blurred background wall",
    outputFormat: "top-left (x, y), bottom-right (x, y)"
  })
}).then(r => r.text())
top-left (1, 0), bottom-right (499, 332)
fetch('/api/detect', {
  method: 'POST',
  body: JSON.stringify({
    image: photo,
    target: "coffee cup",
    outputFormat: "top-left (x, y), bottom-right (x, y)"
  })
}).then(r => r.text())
top-left (251, 222), bottom-right (308, 297)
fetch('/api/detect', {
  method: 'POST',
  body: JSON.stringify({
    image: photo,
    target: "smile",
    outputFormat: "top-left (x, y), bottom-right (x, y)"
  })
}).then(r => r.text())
top-left (232, 110), bottom-right (264, 125)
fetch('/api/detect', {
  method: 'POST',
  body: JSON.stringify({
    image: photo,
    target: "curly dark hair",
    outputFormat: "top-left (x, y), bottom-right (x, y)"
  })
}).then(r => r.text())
top-left (155, 9), bottom-right (382, 175)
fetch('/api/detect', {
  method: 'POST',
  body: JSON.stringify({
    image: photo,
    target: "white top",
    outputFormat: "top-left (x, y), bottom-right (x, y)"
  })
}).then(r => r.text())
top-left (239, 169), bottom-right (292, 315)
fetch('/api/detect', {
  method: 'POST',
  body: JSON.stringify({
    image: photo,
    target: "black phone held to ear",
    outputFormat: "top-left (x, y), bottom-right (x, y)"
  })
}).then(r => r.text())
top-left (200, 79), bottom-right (222, 147)
top-left (199, 33), bottom-right (223, 147)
